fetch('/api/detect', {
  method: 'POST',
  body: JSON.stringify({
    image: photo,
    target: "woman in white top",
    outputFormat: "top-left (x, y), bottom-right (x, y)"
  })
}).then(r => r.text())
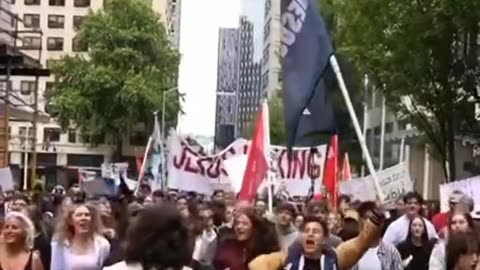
top-left (429, 210), bottom-right (476, 270)
top-left (50, 203), bottom-right (110, 270)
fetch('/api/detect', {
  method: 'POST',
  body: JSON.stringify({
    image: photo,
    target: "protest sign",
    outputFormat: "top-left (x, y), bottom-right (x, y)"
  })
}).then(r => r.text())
top-left (340, 162), bottom-right (413, 204)
top-left (167, 132), bottom-right (327, 196)
top-left (439, 176), bottom-right (480, 212)
top-left (101, 162), bottom-right (128, 185)
top-left (0, 167), bottom-right (14, 191)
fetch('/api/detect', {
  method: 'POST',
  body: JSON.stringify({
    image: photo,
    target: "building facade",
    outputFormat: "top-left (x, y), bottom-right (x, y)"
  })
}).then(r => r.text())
top-left (262, 0), bottom-right (281, 97)
top-left (364, 86), bottom-right (475, 199)
top-left (214, 28), bottom-right (239, 149)
top-left (8, 0), bottom-right (181, 187)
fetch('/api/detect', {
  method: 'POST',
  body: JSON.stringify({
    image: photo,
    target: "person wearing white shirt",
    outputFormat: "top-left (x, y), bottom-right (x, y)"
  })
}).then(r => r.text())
top-left (383, 192), bottom-right (438, 246)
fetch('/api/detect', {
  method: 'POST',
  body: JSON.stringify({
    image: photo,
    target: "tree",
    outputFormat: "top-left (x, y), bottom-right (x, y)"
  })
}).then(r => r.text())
top-left (49, 0), bottom-right (180, 159)
top-left (244, 94), bottom-right (287, 145)
top-left (332, 0), bottom-right (480, 181)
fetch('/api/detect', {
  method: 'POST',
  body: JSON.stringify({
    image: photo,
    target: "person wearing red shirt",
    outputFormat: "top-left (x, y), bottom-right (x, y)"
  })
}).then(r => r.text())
top-left (431, 190), bottom-right (463, 235)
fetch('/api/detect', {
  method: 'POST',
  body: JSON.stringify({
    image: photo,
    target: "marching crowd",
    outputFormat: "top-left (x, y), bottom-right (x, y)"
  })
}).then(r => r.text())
top-left (0, 182), bottom-right (479, 270)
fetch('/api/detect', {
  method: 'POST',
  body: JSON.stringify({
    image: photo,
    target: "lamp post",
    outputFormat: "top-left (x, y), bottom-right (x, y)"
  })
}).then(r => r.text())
top-left (161, 87), bottom-right (178, 189)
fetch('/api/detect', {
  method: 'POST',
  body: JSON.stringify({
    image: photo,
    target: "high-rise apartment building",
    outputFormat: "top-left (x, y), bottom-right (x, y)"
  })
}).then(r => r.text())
top-left (214, 28), bottom-right (238, 149)
top-left (7, 0), bottom-right (181, 187)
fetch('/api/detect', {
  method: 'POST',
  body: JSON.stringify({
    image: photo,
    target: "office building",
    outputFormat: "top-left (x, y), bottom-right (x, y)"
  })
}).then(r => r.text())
top-left (262, 0), bottom-right (281, 96)
top-left (214, 28), bottom-right (239, 149)
top-left (7, 0), bottom-right (181, 187)
top-left (364, 87), bottom-right (475, 199)
top-left (236, 16), bottom-right (263, 137)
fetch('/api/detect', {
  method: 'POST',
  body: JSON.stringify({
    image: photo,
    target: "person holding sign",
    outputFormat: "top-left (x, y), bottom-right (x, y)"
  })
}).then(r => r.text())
top-left (383, 192), bottom-right (438, 246)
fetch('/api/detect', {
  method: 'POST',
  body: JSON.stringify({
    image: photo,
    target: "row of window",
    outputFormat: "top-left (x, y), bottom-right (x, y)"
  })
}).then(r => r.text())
top-left (22, 36), bottom-right (87, 52)
top-left (21, 0), bottom-right (89, 7)
top-left (16, 127), bottom-right (148, 146)
top-left (24, 14), bottom-right (84, 30)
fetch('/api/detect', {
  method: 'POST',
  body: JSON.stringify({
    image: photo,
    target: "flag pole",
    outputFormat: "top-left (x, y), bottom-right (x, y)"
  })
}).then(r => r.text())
top-left (329, 55), bottom-right (386, 203)
top-left (379, 96), bottom-right (386, 170)
top-left (264, 100), bottom-right (274, 214)
top-left (361, 74), bottom-right (369, 177)
top-left (135, 136), bottom-right (153, 191)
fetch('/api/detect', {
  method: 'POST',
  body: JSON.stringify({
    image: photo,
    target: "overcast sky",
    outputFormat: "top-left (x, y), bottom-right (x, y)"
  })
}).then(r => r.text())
top-left (176, 0), bottom-right (240, 137)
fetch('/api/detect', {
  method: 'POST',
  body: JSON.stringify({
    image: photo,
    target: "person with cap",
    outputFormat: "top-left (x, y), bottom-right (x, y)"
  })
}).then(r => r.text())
top-left (275, 202), bottom-right (299, 251)
top-left (431, 190), bottom-right (463, 234)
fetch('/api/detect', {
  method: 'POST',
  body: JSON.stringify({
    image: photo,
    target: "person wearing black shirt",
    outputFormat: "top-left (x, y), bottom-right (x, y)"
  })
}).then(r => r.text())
top-left (396, 216), bottom-right (437, 270)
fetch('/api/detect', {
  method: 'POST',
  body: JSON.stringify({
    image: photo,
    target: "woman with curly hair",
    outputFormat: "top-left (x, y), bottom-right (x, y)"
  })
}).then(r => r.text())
top-left (103, 204), bottom-right (193, 270)
top-left (213, 208), bottom-right (280, 270)
top-left (0, 211), bottom-right (44, 270)
top-left (50, 204), bottom-right (110, 270)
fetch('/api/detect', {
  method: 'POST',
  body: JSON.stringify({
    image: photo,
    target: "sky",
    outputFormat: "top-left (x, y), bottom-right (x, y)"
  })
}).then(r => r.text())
top-left (176, 0), bottom-right (241, 137)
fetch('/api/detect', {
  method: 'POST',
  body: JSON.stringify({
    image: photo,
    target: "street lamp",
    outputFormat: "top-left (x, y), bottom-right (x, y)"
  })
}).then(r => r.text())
top-left (161, 86), bottom-right (178, 189)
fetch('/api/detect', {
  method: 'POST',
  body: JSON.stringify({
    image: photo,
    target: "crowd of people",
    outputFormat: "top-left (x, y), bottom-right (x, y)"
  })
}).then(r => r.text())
top-left (0, 182), bottom-right (479, 270)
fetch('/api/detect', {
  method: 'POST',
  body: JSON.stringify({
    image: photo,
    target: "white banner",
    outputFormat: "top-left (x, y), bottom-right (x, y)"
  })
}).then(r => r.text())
top-left (340, 162), bottom-right (413, 204)
top-left (167, 132), bottom-right (327, 196)
top-left (439, 176), bottom-right (480, 212)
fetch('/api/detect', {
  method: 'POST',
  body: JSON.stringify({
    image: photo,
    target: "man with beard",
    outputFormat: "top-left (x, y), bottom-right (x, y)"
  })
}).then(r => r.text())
top-left (276, 202), bottom-right (299, 251)
top-left (383, 192), bottom-right (438, 246)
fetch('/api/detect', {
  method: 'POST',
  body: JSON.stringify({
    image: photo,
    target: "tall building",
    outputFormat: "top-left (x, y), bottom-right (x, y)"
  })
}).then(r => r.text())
top-left (214, 28), bottom-right (239, 149)
top-left (236, 16), bottom-right (263, 136)
top-left (8, 0), bottom-right (181, 187)
top-left (262, 0), bottom-right (281, 96)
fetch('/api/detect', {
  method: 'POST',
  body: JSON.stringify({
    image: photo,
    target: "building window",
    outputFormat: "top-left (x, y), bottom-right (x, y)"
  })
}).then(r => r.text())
top-left (81, 133), bottom-right (105, 144)
top-left (24, 14), bottom-right (40, 28)
top-left (73, 16), bottom-right (85, 31)
top-left (398, 120), bottom-right (409, 131)
top-left (48, 15), bottom-right (65, 29)
top-left (74, 0), bottom-right (90, 7)
top-left (262, 71), bottom-right (269, 90)
top-left (20, 81), bottom-right (36, 95)
top-left (47, 37), bottom-right (64, 51)
top-left (72, 37), bottom-right (87, 52)
top-left (45, 82), bottom-right (54, 97)
top-left (264, 18), bottom-right (271, 41)
top-left (129, 131), bottom-right (147, 146)
top-left (49, 0), bottom-right (64, 6)
top-left (374, 126), bottom-right (381, 136)
top-left (385, 122), bottom-right (394, 133)
top-left (262, 44), bottom-right (270, 67)
top-left (68, 129), bottom-right (76, 143)
top-left (25, 0), bottom-right (40, 5)
top-left (22, 36), bottom-right (41, 50)
top-left (44, 128), bottom-right (61, 142)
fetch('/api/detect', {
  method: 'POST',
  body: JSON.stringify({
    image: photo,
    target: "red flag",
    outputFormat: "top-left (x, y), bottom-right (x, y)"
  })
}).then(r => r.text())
top-left (323, 135), bottom-right (338, 208)
top-left (342, 152), bottom-right (352, 181)
top-left (239, 101), bottom-right (269, 201)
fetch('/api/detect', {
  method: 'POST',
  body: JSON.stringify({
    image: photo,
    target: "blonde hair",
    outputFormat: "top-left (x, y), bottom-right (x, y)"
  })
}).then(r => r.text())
top-left (53, 203), bottom-right (103, 243)
top-left (5, 211), bottom-right (35, 250)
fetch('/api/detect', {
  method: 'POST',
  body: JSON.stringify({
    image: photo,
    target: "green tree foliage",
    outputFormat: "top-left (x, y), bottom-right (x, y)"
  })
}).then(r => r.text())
top-left (332, 0), bottom-right (480, 181)
top-left (243, 94), bottom-right (287, 145)
top-left (268, 93), bottom-right (287, 145)
top-left (49, 0), bottom-right (180, 158)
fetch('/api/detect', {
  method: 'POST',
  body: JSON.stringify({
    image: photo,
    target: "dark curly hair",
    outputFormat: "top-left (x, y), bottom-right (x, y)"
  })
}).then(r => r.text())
top-left (124, 204), bottom-right (193, 270)
top-left (236, 209), bottom-right (280, 264)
